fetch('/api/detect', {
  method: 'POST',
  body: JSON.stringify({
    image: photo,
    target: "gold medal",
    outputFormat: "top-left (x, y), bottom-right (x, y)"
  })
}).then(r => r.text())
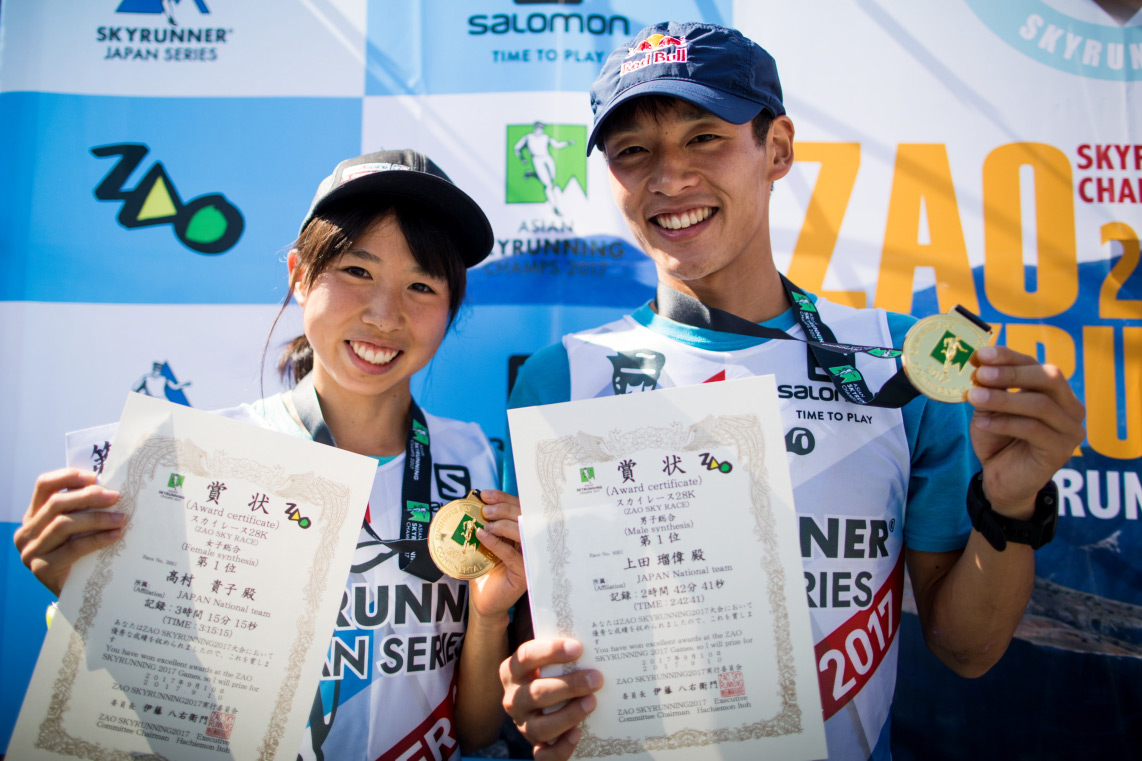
top-left (902, 306), bottom-right (994, 403)
top-left (428, 490), bottom-right (499, 580)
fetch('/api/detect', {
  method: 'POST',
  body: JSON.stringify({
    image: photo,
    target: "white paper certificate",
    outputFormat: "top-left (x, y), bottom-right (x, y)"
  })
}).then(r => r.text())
top-left (509, 376), bottom-right (826, 761)
top-left (10, 393), bottom-right (377, 759)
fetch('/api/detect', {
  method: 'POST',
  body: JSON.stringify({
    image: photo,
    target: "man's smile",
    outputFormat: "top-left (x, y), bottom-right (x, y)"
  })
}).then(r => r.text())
top-left (651, 206), bottom-right (715, 230)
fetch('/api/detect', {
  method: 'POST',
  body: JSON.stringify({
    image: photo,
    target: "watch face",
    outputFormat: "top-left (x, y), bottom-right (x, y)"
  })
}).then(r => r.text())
top-left (902, 309), bottom-right (994, 403)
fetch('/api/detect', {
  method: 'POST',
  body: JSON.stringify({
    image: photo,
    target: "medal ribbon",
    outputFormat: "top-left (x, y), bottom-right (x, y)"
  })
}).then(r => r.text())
top-left (290, 373), bottom-right (442, 582)
top-left (655, 275), bottom-right (919, 408)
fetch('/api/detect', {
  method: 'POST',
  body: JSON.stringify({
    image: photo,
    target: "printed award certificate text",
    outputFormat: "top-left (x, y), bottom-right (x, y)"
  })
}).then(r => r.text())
top-left (509, 376), bottom-right (826, 761)
top-left (10, 393), bottom-right (377, 759)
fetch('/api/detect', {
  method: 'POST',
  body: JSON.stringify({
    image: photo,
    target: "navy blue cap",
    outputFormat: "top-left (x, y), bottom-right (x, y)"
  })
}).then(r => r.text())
top-left (299, 149), bottom-right (494, 267)
top-left (588, 21), bottom-right (785, 155)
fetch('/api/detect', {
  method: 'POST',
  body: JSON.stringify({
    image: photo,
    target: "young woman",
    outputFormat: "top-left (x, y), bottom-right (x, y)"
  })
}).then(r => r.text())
top-left (14, 149), bottom-right (526, 759)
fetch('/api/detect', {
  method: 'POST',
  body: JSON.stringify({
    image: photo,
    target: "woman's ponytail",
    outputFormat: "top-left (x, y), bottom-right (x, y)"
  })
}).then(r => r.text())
top-left (277, 335), bottom-right (314, 385)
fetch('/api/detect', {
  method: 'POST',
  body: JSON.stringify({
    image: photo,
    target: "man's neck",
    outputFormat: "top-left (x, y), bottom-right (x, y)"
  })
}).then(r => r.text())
top-left (657, 266), bottom-right (791, 324)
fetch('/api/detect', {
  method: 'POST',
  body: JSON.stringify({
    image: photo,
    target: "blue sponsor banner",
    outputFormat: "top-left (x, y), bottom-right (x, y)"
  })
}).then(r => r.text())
top-left (469, 235), bottom-right (657, 306)
top-left (365, 0), bottom-right (732, 95)
top-left (0, 92), bottom-right (362, 304)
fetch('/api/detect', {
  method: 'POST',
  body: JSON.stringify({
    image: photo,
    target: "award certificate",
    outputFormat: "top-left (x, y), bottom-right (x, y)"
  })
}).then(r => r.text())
top-left (10, 393), bottom-right (377, 759)
top-left (509, 376), bottom-right (826, 761)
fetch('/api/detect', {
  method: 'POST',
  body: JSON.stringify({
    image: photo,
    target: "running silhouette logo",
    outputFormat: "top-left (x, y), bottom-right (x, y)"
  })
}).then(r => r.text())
top-left (92, 143), bottom-right (244, 254)
top-left (930, 332), bottom-right (974, 372)
top-left (506, 123), bottom-right (587, 216)
top-left (116, 0), bottom-right (210, 25)
top-left (133, 361), bottom-right (192, 406)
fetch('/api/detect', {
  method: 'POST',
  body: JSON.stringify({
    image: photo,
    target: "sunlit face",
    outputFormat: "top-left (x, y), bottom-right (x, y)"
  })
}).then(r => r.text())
top-left (603, 102), bottom-right (789, 295)
top-left (292, 214), bottom-right (451, 404)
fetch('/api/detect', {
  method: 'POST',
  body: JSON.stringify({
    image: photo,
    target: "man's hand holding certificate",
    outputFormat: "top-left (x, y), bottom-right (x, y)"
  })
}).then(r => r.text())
top-left (509, 376), bottom-right (827, 761)
top-left (10, 394), bottom-right (377, 759)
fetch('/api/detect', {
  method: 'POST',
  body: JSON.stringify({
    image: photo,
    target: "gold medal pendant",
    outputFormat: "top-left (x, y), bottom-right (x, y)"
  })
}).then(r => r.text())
top-left (902, 306), bottom-right (995, 403)
top-left (428, 490), bottom-right (500, 580)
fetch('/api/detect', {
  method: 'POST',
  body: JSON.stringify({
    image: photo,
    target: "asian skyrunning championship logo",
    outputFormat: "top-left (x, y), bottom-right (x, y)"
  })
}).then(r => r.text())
top-left (506, 123), bottom-right (587, 217)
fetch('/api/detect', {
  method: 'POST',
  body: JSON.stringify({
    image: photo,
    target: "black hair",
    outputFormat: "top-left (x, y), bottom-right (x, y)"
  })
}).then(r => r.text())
top-left (597, 94), bottom-right (774, 156)
top-left (265, 198), bottom-right (468, 386)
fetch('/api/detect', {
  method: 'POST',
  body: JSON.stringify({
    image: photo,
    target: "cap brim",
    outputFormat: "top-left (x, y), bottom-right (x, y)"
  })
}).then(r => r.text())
top-left (304, 172), bottom-right (494, 267)
top-left (587, 79), bottom-right (776, 155)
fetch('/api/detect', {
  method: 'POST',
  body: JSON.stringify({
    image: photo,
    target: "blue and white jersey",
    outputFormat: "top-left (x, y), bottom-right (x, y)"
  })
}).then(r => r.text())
top-left (506, 296), bottom-right (974, 761)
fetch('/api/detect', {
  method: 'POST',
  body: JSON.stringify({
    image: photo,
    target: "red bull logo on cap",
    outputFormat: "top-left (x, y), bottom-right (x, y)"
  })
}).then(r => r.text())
top-left (622, 34), bottom-right (687, 75)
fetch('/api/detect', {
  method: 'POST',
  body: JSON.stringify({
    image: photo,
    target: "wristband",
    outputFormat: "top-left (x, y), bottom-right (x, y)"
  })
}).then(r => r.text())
top-left (966, 471), bottom-right (1058, 552)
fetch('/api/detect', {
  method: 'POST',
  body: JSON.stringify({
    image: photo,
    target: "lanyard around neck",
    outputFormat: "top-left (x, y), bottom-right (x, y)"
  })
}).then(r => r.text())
top-left (654, 275), bottom-right (920, 408)
top-left (289, 373), bottom-right (442, 582)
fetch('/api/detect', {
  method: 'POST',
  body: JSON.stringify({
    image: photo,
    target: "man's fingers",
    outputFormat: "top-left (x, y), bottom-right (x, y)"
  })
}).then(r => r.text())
top-left (970, 345), bottom-right (1037, 368)
top-left (970, 347), bottom-right (1086, 424)
top-left (968, 382), bottom-right (1084, 425)
top-left (974, 361), bottom-right (1071, 395)
top-left (973, 347), bottom-right (1084, 406)
top-left (969, 409), bottom-right (1082, 455)
top-left (504, 669), bottom-right (602, 727)
top-left (524, 668), bottom-right (603, 711)
top-left (505, 638), bottom-right (584, 683)
top-left (519, 694), bottom-right (597, 746)
top-left (533, 726), bottom-right (582, 761)
top-left (968, 373), bottom-right (1086, 450)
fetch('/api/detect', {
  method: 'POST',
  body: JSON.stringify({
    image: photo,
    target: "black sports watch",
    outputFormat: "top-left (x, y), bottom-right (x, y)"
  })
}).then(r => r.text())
top-left (966, 471), bottom-right (1058, 551)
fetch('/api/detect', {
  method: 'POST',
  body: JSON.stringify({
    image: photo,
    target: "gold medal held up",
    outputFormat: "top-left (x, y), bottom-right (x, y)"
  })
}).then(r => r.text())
top-left (428, 490), bottom-right (500, 580)
top-left (902, 306), bottom-right (995, 403)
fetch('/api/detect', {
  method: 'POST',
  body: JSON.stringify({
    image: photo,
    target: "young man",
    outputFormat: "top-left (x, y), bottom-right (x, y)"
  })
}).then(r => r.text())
top-left (499, 21), bottom-right (1085, 761)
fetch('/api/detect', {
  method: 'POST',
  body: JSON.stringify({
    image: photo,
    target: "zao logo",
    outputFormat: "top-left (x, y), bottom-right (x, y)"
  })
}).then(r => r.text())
top-left (116, 0), bottom-right (210, 26)
top-left (92, 144), bottom-right (244, 254)
top-left (785, 427), bottom-right (815, 456)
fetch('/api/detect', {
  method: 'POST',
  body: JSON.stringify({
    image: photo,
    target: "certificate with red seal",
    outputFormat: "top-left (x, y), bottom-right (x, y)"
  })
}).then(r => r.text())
top-left (10, 393), bottom-right (377, 759)
top-left (509, 376), bottom-right (827, 761)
